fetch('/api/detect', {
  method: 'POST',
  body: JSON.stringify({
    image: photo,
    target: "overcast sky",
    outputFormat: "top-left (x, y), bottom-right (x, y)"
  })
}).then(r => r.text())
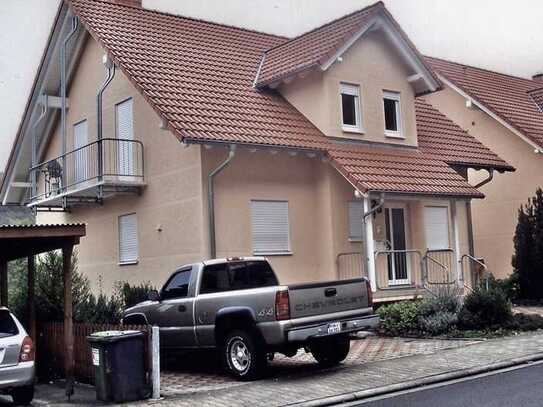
top-left (1, 0), bottom-right (543, 173)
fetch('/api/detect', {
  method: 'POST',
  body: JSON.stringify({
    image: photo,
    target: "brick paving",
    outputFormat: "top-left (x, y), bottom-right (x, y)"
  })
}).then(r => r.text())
top-left (151, 332), bottom-right (543, 406)
top-left (159, 335), bottom-right (477, 397)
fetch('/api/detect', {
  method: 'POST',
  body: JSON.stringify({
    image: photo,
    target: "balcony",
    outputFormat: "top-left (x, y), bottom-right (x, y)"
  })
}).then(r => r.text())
top-left (28, 138), bottom-right (144, 207)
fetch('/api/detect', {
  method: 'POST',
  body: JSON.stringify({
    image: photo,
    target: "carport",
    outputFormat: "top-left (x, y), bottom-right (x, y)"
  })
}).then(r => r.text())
top-left (0, 223), bottom-right (86, 396)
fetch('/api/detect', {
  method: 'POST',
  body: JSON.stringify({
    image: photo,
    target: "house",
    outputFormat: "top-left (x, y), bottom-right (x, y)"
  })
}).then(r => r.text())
top-left (0, 174), bottom-right (34, 225)
top-left (424, 56), bottom-right (543, 279)
top-left (0, 0), bottom-right (513, 301)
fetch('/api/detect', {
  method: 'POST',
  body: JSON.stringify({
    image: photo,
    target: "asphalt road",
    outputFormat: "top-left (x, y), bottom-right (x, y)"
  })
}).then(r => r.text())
top-left (352, 362), bottom-right (543, 407)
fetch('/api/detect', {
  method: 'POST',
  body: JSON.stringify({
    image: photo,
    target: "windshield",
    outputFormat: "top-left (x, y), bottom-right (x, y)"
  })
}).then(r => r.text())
top-left (0, 311), bottom-right (19, 338)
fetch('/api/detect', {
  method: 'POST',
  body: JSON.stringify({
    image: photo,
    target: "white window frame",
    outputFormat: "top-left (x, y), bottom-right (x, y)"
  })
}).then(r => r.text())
top-left (340, 83), bottom-right (363, 133)
top-left (423, 206), bottom-right (450, 251)
top-left (250, 200), bottom-right (292, 256)
top-left (383, 90), bottom-right (403, 139)
top-left (118, 213), bottom-right (139, 265)
top-left (348, 201), bottom-right (364, 241)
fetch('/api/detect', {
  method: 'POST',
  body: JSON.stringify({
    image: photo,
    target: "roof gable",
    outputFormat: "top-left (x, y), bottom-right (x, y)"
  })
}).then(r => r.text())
top-left (255, 2), bottom-right (440, 94)
top-left (425, 56), bottom-right (543, 151)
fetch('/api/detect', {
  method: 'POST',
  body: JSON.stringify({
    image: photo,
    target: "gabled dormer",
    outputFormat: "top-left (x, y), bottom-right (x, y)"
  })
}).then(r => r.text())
top-left (255, 2), bottom-right (440, 147)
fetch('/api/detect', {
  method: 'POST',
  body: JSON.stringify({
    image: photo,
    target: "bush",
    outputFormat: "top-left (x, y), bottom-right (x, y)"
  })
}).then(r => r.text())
top-left (505, 313), bottom-right (543, 331)
top-left (419, 311), bottom-right (458, 336)
top-left (377, 301), bottom-right (423, 336)
top-left (458, 287), bottom-right (512, 329)
top-left (487, 274), bottom-right (519, 301)
top-left (116, 281), bottom-right (156, 309)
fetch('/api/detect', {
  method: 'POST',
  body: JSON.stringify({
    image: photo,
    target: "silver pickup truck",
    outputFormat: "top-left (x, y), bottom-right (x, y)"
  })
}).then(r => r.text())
top-left (122, 257), bottom-right (379, 380)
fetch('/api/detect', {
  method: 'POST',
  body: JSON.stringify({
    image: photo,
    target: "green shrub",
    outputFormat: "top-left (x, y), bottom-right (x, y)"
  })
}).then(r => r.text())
top-left (419, 311), bottom-right (458, 336)
top-left (116, 281), bottom-right (156, 309)
top-left (419, 286), bottom-right (461, 317)
top-left (458, 287), bottom-right (512, 329)
top-left (487, 274), bottom-right (519, 301)
top-left (505, 313), bottom-right (543, 331)
top-left (377, 301), bottom-right (423, 336)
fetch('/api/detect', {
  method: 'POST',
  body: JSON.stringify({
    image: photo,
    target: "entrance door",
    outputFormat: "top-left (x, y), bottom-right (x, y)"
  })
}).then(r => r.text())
top-left (385, 205), bottom-right (410, 285)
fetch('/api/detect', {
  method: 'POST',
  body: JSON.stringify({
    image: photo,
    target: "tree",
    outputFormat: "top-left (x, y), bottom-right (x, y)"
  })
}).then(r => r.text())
top-left (512, 188), bottom-right (543, 300)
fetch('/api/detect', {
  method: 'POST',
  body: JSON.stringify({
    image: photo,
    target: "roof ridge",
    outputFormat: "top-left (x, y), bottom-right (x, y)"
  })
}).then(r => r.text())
top-left (262, 1), bottom-right (384, 54)
top-left (425, 55), bottom-right (540, 87)
top-left (79, 0), bottom-right (288, 41)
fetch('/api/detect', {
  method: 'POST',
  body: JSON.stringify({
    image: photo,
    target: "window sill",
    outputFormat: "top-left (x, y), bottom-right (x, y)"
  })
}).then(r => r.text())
top-left (342, 127), bottom-right (365, 135)
top-left (119, 260), bottom-right (139, 266)
top-left (253, 251), bottom-right (293, 257)
top-left (384, 132), bottom-right (405, 140)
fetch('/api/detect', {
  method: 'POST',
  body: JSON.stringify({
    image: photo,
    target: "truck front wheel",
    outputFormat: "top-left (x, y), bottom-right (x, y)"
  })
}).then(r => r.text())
top-left (223, 330), bottom-right (267, 380)
top-left (310, 335), bottom-right (350, 368)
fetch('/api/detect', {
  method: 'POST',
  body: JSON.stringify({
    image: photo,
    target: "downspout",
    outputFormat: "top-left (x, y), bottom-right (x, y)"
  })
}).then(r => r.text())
top-left (208, 145), bottom-right (236, 259)
top-left (60, 16), bottom-right (79, 200)
top-left (467, 168), bottom-right (494, 286)
top-left (361, 192), bottom-right (385, 291)
top-left (96, 55), bottom-right (116, 195)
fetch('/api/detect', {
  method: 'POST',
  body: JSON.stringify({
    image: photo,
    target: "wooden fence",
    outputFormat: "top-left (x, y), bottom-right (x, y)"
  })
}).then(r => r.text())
top-left (37, 322), bottom-right (149, 385)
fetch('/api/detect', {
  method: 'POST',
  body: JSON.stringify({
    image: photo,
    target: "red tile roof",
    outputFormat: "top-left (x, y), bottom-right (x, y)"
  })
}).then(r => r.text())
top-left (66, 0), bottom-right (500, 198)
top-left (415, 99), bottom-right (514, 172)
top-left (529, 87), bottom-right (543, 112)
top-left (255, 2), bottom-right (440, 90)
top-left (425, 56), bottom-right (543, 149)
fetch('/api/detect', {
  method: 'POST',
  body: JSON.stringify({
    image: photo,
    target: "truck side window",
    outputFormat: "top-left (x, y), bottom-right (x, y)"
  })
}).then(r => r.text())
top-left (200, 261), bottom-right (278, 294)
top-left (200, 263), bottom-right (232, 294)
top-left (161, 268), bottom-right (192, 300)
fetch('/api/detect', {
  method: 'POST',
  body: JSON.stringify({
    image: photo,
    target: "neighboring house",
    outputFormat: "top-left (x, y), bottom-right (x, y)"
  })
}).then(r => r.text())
top-left (0, 173), bottom-right (34, 225)
top-left (424, 56), bottom-right (543, 279)
top-left (0, 0), bottom-right (513, 301)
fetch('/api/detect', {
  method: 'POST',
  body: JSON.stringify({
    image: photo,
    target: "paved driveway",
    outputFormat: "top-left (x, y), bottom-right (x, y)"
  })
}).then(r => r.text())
top-left (160, 335), bottom-right (477, 397)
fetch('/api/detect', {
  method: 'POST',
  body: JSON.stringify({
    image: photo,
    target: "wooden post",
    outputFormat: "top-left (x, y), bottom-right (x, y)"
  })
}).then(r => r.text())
top-left (63, 245), bottom-right (74, 398)
top-left (0, 259), bottom-right (8, 307)
top-left (27, 255), bottom-right (36, 341)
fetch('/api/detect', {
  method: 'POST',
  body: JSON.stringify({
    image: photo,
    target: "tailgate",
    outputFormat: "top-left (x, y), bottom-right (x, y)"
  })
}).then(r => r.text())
top-left (288, 278), bottom-right (369, 319)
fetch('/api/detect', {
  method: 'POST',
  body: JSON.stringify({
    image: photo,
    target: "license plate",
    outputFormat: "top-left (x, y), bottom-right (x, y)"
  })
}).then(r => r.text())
top-left (327, 322), bottom-right (341, 334)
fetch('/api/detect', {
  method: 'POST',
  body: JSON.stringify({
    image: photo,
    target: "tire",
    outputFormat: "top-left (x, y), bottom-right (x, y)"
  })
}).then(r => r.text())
top-left (223, 329), bottom-right (267, 380)
top-left (310, 335), bottom-right (350, 368)
top-left (11, 385), bottom-right (34, 405)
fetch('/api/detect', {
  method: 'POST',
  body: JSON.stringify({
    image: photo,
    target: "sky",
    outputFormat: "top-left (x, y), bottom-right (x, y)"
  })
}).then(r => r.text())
top-left (1, 0), bottom-right (543, 173)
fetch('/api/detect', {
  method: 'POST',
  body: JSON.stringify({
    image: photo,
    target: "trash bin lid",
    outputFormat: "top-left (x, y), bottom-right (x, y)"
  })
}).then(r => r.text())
top-left (87, 330), bottom-right (144, 342)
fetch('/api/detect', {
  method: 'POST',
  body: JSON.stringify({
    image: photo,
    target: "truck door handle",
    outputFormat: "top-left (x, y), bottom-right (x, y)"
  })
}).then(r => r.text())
top-left (178, 305), bottom-right (186, 312)
top-left (325, 288), bottom-right (337, 297)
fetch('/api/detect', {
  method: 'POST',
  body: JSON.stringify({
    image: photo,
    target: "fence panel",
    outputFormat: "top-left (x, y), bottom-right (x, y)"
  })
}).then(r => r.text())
top-left (37, 322), bottom-right (149, 385)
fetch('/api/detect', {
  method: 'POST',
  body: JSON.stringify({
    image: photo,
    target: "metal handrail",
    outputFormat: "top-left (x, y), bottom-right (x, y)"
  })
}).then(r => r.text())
top-left (336, 252), bottom-right (365, 280)
top-left (374, 249), bottom-right (422, 289)
top-left (422, 248), bottom-right (456, 285)
top-left (460, 254), bottom-right (489, 291)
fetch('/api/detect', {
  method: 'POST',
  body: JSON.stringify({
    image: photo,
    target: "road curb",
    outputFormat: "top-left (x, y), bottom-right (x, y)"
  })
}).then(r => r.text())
top-left (286, 352), bottom-right (543, 407)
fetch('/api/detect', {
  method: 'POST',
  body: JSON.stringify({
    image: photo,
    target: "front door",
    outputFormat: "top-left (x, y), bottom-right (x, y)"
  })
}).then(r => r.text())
top-left (385, 205), bottom-right (410, 285)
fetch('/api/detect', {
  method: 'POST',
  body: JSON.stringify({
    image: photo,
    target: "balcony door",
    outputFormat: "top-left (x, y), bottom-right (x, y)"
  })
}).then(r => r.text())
top-left (116, 98), bottom-right (135, 180)
top-left (73, 120), bottom-right (88, 186)
top-left (385, 205), bottom-right (410, 285)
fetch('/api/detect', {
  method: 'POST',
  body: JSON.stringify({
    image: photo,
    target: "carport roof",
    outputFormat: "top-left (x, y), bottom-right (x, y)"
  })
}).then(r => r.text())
top-left (0, 223), bottom-right (86, 261)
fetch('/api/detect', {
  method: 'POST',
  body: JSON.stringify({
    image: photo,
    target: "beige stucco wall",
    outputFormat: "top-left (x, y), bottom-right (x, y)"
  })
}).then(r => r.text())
top-left (279, 30), bottom-right (418, 147)
top-left (38, 36), bottom-right (207, 292)
top-left (424, 85), bottom-right (543, 279)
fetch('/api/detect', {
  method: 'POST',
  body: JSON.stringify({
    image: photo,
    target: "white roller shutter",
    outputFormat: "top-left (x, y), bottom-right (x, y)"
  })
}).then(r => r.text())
top-left (73, 120), bottom-right (88, 183)
top-left (348, 201), bottom-right (363, 240)
top-left (116, 98), bottom-right (134, 177)
top-left (251, 200), bottom-right (290, 254)
top-left (424, 206), bottom-right (450, 250)
top-left (119, 213), bottom-right (138, 263)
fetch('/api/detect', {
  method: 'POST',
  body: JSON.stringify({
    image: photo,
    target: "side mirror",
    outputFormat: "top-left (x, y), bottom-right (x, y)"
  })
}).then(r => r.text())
top-left (148, 290), bottom-right (160, 302)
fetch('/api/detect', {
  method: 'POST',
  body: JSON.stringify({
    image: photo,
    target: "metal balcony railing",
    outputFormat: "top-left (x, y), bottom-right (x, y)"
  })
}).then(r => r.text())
top-left (374, 249), bottom-right (422, 289)
top-left (336, 252), bottom-right (365, 280)
top-left (29, 138), bottom-right (144, 204)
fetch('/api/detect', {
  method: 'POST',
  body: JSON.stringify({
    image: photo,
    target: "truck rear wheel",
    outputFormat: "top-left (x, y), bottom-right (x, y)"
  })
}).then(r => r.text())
top-left (310, 335), bottom-right (350, 368)
top-left (223, 330), bottom-right (267, 381)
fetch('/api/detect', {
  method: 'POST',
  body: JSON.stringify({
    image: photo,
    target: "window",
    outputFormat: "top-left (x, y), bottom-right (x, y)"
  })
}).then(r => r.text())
top-left (424, 206), bottom-right (450, 250)
top-left (383, 91), bottom-right (402, 138)
top-left (250, 200), bottom-right (291, 255)
top-left (348, 201), bottom-right (364, 241)
top-left (200, 261), bottom-right (278, 295)
top-left (340, 83), bottom-right (362, 132)
top-left (73, 120), bottom-right (88, 183)
top-left (161, 267), bottom-right (192, 299)
top-left (119, 213), bottom-right (138, 264)
top-left (0, 311), bottom-right (18, 338)
top-left (116, 98), bottom-right (134, 177)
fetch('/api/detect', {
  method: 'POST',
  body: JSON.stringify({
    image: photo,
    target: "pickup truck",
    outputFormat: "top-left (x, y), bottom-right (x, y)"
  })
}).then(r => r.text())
top-left (122, 257), bottom-right (379, 380)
